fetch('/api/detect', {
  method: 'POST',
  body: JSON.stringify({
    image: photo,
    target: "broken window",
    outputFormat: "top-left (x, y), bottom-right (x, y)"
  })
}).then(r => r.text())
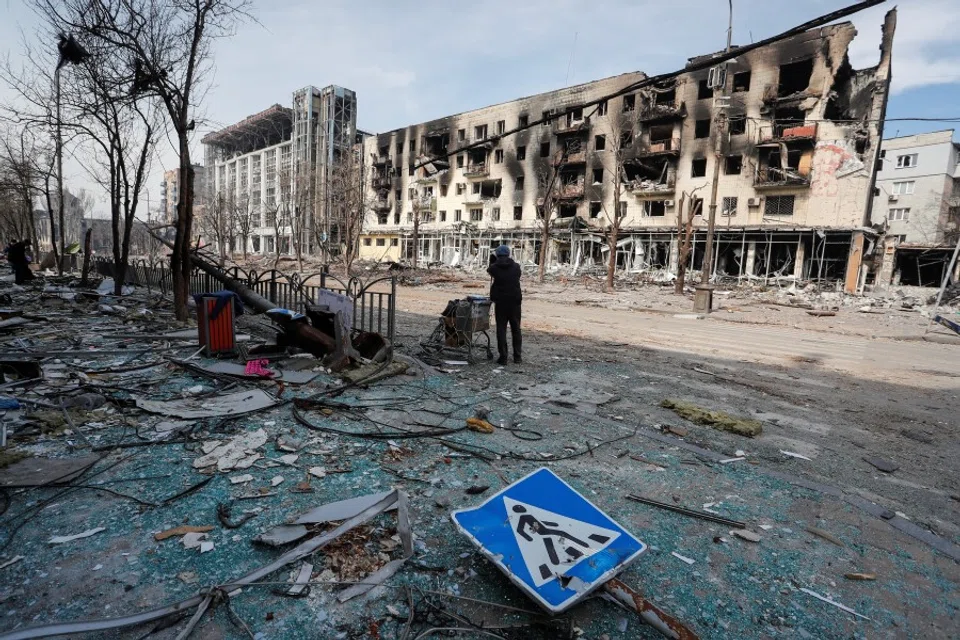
top-left (439, 210), bottom-right (447, 222)
top-left (516, 176), bottom-right (525, 190)
top-left (456, 183), bottom-right (465, 195)
top-left (888, 207), bottom-right (910, 221)
top-left (623, 94), bottom-right (636, 112)
top-left (514, 205), bottom-right (523, 220)
top-left (492, 207), bottom-right (501, 221)
top-left (764, 195), bottom-right (795, 216)
top-left (377, 213), bottom-right (387, 225)
top-left (643, 200), bottom-right (666, 217)
top-left (594, 135), bottom-right (606, 151)
top-left (698, 79), bottom-right (713, 100)
top-left (691, 158), bottom-right (707, 178)
top-left (495, 149), bottom-right (504, 164)
top-left (721, 196), bottom-right (738, 216)
top-left (409, 140), bottom-right (416, 153)
top-left (729, 116), bottom-right (747, 136)
top-left (695, 119), bottom-right (711, 139)
top-left (458, 129), bottom-right (466, 141)
top-left (496, 120), bottom-right (506, 135)
top-left (540, 142), bottom-right (550, 157)
top-left (619, 201), bottom-right (628, 217)
top-left (376, 238), bottom-right (385, 246)
top-left (896, 154), bottom-right (918, 169)
top-left (654, 85), bottom-right (676, 106)
top-left (519, 114), bottom-right (528, 128)
top-left (725, 155), bottom-right (743, 175)
top-left (620, 130), bottom-right (633, 148)
top-left (455, 209), bottom-right (462, 221)
top-left (472, 183), bottom-right (480, 194)
top-left (457, 155), bottom-right (464, 168)
top-left (364, 238), bottom-right (372, 246)
top-left (778, 59), bottom-right (814, 97)
top-left (517, 145), bottom-right (526, 160)
top-left (408, 187), bottom-right (416, 198)
top-left (475, 124), bottom-right (488, 140)
top-left (597, 100), bottom-right (608, 116)
top-left (558, 203), bottom-right (578, 218)
top-left (542, 109), bottom-right (554, 123)
top-left (692, 198), bottom-right (704, 216)
top-left (593, 168), bottom-right (603, 184)
top-left (406, 212), bottom-right (413, 223)
top-left (391, 238), bottom-right (398, 246)
top-left (649, 123), bottom-right (673, 143)
top-left (395, 189), bottom-right (402, 203)
top-left (408, 165), bottom-right (414, 176)
top-left (733, 71), bottom-right (751, 92)
top-left (440, 184), bottom-right (448, 197)
top-left (590, 201), bottom-right (602, 218)
top-left (470, 208), bottom-right (483, 222)
top-left (396, 142), bottom-right (403, 155)
top-left (393, 213), bottom-right (400, 224)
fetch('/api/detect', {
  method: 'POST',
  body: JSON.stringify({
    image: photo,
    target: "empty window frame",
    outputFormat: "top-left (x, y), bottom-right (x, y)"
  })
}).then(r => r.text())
top-left (391, 238), bottom-right (398, 246)
top-left (540, 142), bottom-right (551, 157)
top-left (597, 100), bottom-right (608, 116)
top-left (517, 145), bottom-right (526, 160)
top-left (409, 140), bottom-right (416, 153)
top-left (595, 135), bottom-right (606, 151)
top-left (593, 168), bottom-right (603, 184)
top-left (376, 238), bottom-right (386, 246)
top-left (892, 181), bottom-right (915, 195)
top-left (393, 213), bottom-right (400, 224)
top-left (778, 59), bottom-right (814, 97)
top-left (518, 115), bottom-right (528, 128)
top-left (721, 196), bottom-right (738, 216)
top-left (643, 200), bottom-right (666, 217)
top-left (439, 210), bottom-right (447, 222)
top-left (440, 184), bottom-right (448, 197)
top-left (888, 207), bottom-right (910, 221)
top-left (620, 130), bottom-right (633, 148)
top-left (896, 154), bottom-right (918, 168)
top-left (491, 207), bottom-right (501, 221)
top-left (363, 238), bottom-right (372, 246)
top-left (691, 197), bottom-right (704, 216)
top-left (395, 142), bottom-right (403, 155)
top-left (733, 71), bottom-right (752, 92)
top-left (698, 78), bottom-right (713, 100)
top-left (622, 94), bottom-right (636, 112)
top-left (495, 149), bottom-right (504, 163)
top-left (513, 205), bottom-right (523, 220)
top-left (695, 119), bottom-right (711, 139)
top-left (457, 155), bottom-right (465, 168)
top-left (619, 201), bottom-right (628, 217)
top-left (590, 201), bottom-right (602, 218)
top-left (764, 195), bottom-right (796, 216)
top-left (470, 208), bottom-right (483, 222)
top-left (691, 158), bottom-right (707, 178)
top-left (395, 189), bottom-right (402, 203)
top-left (728, 116), bottom-right (747, 136)
top-left (474, 124), bottom-right (488, 139)
top-left (725, 155), bottom-right (743, 175)
top-left (515, 176), bottom-right (525, 190)
top-left (496, 120), bottom-right (506, 135)
top-left (457, 129), bottom-right (466, 141)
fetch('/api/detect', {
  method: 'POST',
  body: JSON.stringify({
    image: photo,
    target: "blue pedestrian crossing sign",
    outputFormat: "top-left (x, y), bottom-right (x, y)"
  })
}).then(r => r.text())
top-left (451, 467), bottom-right (646, 613)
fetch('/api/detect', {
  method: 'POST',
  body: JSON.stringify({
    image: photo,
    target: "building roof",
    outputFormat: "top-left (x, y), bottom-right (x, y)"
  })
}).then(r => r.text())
top-left (201, 104), bottom-right (293, 152)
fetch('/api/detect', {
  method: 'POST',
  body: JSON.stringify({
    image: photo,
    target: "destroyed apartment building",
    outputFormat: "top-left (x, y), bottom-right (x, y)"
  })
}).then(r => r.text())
top-left (360, 14), bottom-right (896, 290)
top-left (202, 85), bottom-right (361, 256)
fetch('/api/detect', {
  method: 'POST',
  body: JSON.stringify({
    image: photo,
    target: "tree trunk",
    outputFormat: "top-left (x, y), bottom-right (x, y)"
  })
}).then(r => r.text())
top-left (43, 175), bottom-right (60, 271)
top-left (606, 224), bottom-right (617, 292)
top-left (412, 212), bottom-right (420, 269)
top-left (172, 137), bottom-right (193, 321)
top-left (80, 228), bottom-right (92, 286)
top-left (538, 214), bottom-right (550, 283)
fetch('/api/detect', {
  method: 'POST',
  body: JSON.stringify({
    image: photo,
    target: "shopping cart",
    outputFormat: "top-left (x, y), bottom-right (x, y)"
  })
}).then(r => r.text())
top-left (420, 296), bottom-right (494, 364)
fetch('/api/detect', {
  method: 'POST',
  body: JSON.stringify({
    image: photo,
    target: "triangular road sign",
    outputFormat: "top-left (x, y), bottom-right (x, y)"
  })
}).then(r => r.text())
top-left (504, 496), bottom-right (620, 587)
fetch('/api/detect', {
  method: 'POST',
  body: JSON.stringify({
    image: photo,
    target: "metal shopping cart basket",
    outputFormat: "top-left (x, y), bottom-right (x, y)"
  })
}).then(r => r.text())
top-left (419, 296), bottom-right (494, 364)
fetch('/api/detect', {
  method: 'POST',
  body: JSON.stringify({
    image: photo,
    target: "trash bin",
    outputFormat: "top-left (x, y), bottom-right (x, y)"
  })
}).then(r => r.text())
top-left (693, 285), bottom-right (714, 313)
top-left (196, 293), bottom-right (237, 356)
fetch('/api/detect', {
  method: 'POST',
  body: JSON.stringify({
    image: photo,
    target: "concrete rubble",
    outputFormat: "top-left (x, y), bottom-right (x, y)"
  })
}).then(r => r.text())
top-left (0, 268), bottom-right (956, 640)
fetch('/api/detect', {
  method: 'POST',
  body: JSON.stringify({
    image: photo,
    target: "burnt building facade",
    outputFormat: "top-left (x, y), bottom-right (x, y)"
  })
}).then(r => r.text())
top-left (360, 12), bottom-right (896, 290)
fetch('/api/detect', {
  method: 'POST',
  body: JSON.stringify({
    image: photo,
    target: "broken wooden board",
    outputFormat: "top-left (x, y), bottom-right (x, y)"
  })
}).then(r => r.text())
top-left (135, 389), bottom-right (277, 419)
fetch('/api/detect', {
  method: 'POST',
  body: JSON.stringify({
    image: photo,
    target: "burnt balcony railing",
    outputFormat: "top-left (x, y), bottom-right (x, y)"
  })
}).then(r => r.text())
top-left (464, 162), bottom-right (489, 178)
top-left (754, 167), bottom-right (810, 188)
top-left (638, 138), bottom-right (681, 157)
top-left (759, 122), bottom-right (818, 143)
top-left (637, 103), bottom-right (684, 123)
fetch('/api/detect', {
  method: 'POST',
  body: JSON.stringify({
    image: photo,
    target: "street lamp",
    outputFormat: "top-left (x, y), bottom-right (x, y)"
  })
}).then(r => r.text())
top-left (53, 33), bottom-right (90, 273)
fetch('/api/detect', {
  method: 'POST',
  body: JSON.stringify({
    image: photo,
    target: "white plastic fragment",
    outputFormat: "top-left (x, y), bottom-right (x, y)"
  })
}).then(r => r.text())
top-left (279, 454), bottom-right (299, 465)
top-left (719, 457), bottom-right (746, 464)
top-left (49, 527), bottom-right (106, 545)
top-left (308, 466), bottom-right (327, 479)
top-left (199, 541), bottom-right (214, 554)
top-left (271, 476), bottom-right (285, 487)
top-left (181, 532), bottom-right (207, 550)
top-left (781, 450), bottom-right (813, 461)
top-left (731, 529), bottom-right (762, 543)
top-left (671, 552), bottom-right (695, 565)
top-left (799, 587), bottom-right (871, 620)
top-left (230, 474), bottom-right (254, 484)
top-left (92, 564), bottom-right (103, 571)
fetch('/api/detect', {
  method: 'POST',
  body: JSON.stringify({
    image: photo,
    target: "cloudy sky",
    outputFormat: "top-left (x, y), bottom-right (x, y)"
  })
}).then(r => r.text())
top-left (2, 0), bottom-right (959, 217)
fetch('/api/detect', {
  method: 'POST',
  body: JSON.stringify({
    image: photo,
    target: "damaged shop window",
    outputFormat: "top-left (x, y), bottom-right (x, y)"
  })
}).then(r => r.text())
top-left (593, 168), bottom-right (603, 184)
top-left (540, 141), bottom-right (551, 157)
top-left (695, 119), bottom-right (711, 139)
top-left (729, 115), bottom-right (747, 136)
top-left (725, 155), bottom-right (743, 175)
top-left (513, 205), bottom-right (523, 219)
top-left (643, 200), bottom-right (666, 217)
top-left (517, 145), bottom-right (526, 160)
top-left (516, 175), bottom-right (525, 190)
top-left (691, 157), bottom-right (707, 178)
top-left (722, 196), bottom-right (738, 216)
top-left (518, 114), bottom-right (528, 127)
top-left (590, 201), bottom-right (601, 218)
top-left (733, 71), bottom-right (751, 92)
top-left (777, 58), bottom-right (814, 97)
top-left (595, 134), bottom-right (606, 151)
top-left (622, 94), bottom-right (636, 112)
top-left (698, 78), bottom-right (713, 100)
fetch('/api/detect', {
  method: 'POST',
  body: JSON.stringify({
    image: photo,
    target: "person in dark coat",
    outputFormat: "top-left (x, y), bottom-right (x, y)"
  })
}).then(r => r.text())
top-left (486, 244), bottom-right (522, 365)
top-left (7, 240), bottom-right (34, 284)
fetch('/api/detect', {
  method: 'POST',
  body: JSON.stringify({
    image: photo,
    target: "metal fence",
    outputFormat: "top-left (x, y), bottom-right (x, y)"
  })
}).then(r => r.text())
top-left (95, 258), bottom-right (396, 342)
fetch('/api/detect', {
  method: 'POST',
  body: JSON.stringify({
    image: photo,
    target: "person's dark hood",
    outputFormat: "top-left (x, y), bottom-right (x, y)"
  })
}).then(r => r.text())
top-left (491, 255), bottom-right (515, 269)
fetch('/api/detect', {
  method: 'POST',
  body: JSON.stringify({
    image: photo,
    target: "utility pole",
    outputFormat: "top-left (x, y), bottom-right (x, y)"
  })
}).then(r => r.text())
top-left (697, 0), bottom-right (734, 310)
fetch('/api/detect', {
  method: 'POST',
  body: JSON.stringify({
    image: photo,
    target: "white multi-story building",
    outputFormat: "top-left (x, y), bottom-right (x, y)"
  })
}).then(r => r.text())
top-left (202, 85), bottom-right (358, 256)
top-left (359, 14), bottom-right (897, 292)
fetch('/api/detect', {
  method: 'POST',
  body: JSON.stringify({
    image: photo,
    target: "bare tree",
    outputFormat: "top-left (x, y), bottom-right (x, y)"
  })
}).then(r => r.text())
top-left (674, 186), bottom-right (706, 294)
top-left (534, 146), bottom-right (569, 283)
top-left (33, 0), bottom-right (252, 319)
top-left (0, 129), bottom-right (47, 253)
top-left (228, 192), bottom-right (254, 259)
top-left (591, 114), bottom-right (634, 292)
top-left (325, 151), bottom-right (366, 275)
top-left (199, 190), bottom-right (234, 266)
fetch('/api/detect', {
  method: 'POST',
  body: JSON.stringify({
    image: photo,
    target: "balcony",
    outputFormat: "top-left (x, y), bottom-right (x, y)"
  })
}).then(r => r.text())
top-left (557, 182), bottom-right (585, 200)
top-left (464, 162), bottom-right (489, 178)
top-left (637, 138), bottom-right (681, 158)
top-left (414, 196), bottom-right (437, 212)
top-left (554, 118), bottom-right (590, 134)
top-left (759, 122), bottom-right (818, 144)
top-left (754, 167), bottom-right (810, 189)
top-left (371, 154), bottom-right (389, 166)
top-left (626, 178), bottom-right (676, 196)
top-left (637, 103), bottom-right (685, 123)
top-left (552, 150), bottom-right (586, 166)
top-left (372, 175), bottom-right (392, 189)
top-left (373, 198), bottom-right (391, 211)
